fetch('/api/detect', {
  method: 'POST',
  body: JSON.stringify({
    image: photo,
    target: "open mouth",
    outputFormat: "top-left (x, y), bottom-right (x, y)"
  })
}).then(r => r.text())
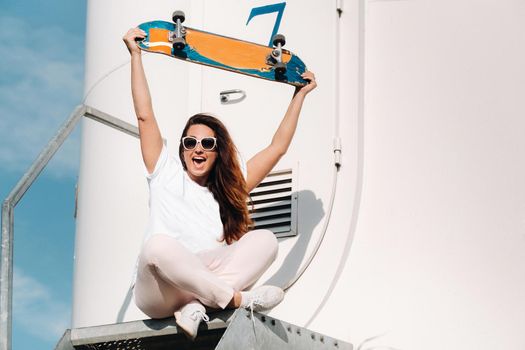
top-left (192, 156), bottom-right (206, 166)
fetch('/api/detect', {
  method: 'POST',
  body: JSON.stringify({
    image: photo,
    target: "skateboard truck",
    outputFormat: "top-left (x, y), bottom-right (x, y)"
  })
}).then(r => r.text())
top-left (267, 34), bottom-right (287, 75)
top-left (171, 10), bottom-right (186, 50)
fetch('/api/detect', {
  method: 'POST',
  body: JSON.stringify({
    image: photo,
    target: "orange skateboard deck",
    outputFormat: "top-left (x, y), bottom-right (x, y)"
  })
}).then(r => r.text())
top-left (137, 16), bottom-right (308, 86)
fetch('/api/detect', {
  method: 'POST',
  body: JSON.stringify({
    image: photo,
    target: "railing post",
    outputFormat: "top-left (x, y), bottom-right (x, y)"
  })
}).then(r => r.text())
top-left (0, 201), bottom-right (14, 350)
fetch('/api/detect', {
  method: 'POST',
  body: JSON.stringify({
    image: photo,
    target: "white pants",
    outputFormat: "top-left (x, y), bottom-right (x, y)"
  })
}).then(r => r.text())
top-left (134, 229), bottom-right (278, 318)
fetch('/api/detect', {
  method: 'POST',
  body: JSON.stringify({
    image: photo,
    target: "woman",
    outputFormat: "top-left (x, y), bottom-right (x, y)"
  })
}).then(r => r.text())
top-left (123, 27), bottom-right (317, 340)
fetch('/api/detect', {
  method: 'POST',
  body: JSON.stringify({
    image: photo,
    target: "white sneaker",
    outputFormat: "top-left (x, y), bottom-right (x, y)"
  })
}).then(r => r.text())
top-left (240, 285), bottom-right (285, 312)
top-left (175, 302), bottom-right (209, 341)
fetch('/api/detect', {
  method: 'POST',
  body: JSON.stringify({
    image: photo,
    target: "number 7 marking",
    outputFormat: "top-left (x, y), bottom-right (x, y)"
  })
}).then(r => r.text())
top-left (246, 2), bottom-right (287, 47)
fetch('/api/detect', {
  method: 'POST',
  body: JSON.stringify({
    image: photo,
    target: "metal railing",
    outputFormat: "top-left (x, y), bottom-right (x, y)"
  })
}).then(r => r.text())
top-left (0, 105), bottom-right (139, 350)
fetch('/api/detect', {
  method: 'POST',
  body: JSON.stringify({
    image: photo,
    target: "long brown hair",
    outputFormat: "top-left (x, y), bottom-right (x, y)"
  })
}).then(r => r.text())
top-left (179, 114), bottom-right (252, 244)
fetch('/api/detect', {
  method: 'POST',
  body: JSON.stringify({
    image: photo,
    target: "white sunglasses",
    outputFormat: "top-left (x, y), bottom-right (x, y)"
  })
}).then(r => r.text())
top-left (181, 136), bottom-right (217, 151)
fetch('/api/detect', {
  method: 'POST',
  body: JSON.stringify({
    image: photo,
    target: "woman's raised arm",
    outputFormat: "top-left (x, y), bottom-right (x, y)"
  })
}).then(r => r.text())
top-left (123, 28), bottom-right (163, 173)
top-left (246, 71), bottom-right (317, 192)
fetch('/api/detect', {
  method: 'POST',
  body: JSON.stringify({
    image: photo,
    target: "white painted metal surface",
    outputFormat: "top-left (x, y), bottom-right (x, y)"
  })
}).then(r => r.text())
top-left (75, 0), bottom-right (525, 349)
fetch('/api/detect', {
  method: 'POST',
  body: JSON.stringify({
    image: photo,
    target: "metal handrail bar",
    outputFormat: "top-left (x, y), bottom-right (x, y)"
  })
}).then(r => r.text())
top-left (0, 105), bottom-right (139, 350)
top-left (84, 106), bottom-right (139, 139)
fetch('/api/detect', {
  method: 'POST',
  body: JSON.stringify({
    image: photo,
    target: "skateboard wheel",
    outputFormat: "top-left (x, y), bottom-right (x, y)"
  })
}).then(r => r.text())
top-left (173, 37), bottom-right (186, 50)
top-left (272, 34), bottom-right (286, 47)
top-left (172, 10), bottom-right (185, 23)
top-left (275, 62), bottom-right (287, 75)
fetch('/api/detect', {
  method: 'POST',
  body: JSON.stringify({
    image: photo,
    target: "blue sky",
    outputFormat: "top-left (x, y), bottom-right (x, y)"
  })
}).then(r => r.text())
top-left (0, 0), bottom-right (87, 348)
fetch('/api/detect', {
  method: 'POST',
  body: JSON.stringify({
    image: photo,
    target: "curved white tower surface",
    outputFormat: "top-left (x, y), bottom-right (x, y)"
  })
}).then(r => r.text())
top-left (75, 0), bottom-right (525, 349)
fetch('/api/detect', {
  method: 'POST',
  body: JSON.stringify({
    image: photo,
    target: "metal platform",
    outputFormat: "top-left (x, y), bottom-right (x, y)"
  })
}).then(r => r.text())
top-left (55, 309), bottom-right (352, 350)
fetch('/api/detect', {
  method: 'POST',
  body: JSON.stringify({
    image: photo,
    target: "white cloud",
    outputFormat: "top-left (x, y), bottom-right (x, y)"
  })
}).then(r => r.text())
top-left (0, 15), bottom-right (84, 178)
top-left (13, 267), bottom-right (71, 342)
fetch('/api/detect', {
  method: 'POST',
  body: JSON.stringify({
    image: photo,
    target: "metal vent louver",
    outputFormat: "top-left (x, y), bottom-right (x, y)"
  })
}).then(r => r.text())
top-left (248, 168), bottom-right (297, 237)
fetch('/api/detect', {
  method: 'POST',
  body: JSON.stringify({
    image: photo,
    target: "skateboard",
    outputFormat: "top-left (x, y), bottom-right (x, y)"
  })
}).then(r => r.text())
top-left (137, 11), bottom-right (308, 86)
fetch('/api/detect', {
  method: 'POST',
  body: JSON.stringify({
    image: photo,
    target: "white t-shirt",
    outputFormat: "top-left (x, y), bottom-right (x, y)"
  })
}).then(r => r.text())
top-left (143, 144), bottom-right (226, 252)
